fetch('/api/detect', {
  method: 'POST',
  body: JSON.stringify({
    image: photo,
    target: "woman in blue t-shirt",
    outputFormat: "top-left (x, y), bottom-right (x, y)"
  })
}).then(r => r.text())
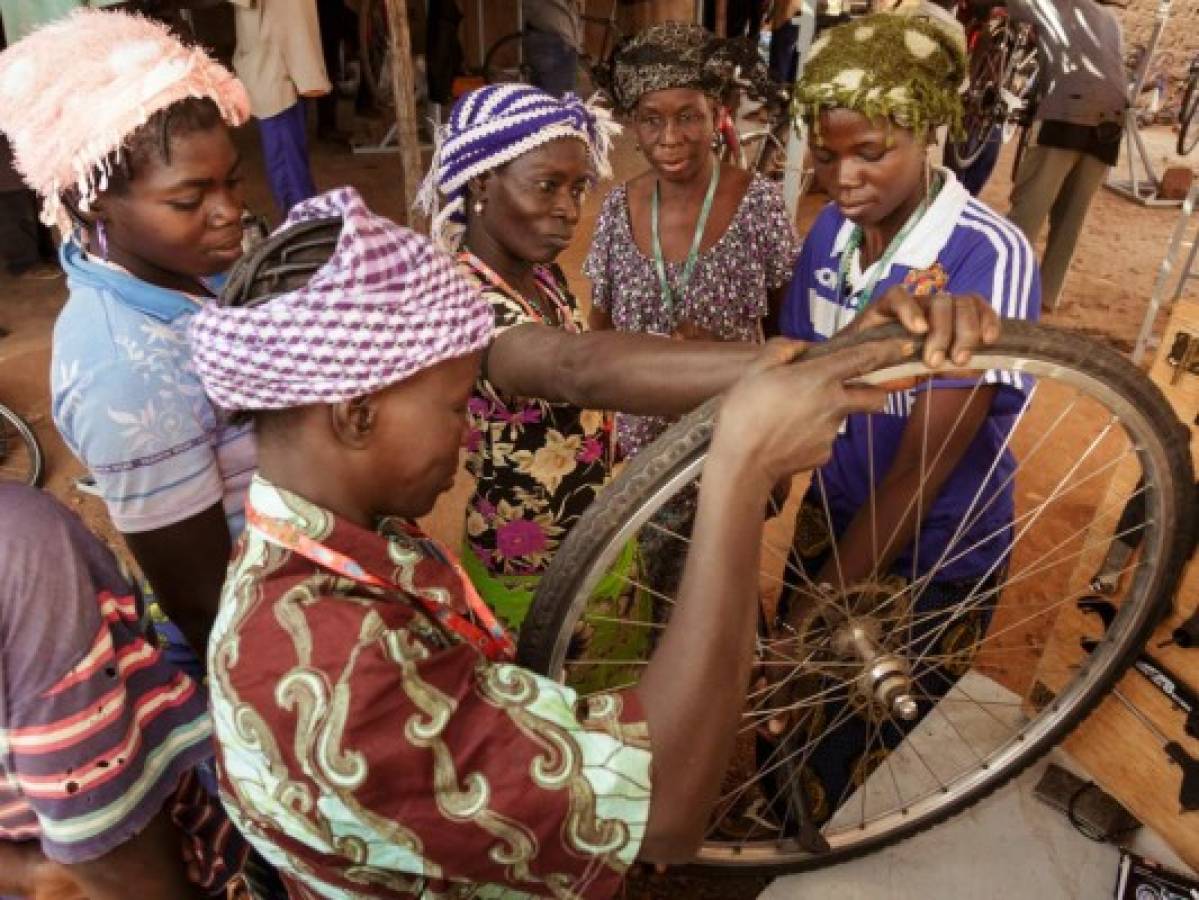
top-left (767, 12), bottom-right (1041, 827)
top-left (0, 11), bottom-right (257, 668)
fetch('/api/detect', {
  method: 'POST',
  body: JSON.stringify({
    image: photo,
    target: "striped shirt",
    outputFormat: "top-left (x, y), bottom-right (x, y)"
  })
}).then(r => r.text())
top-left (0, 484), bottom-right (245, 888)
top-left (780, 169), bottom-right (1041, 581)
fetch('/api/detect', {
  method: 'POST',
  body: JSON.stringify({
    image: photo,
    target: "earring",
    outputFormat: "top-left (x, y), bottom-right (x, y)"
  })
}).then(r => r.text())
top-left (96, 220), bottom-right (109, 261)
top-left (473, 199), bottom-right (485, 215)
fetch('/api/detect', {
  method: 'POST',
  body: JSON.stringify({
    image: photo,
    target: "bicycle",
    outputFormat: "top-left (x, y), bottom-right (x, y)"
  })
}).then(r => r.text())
top-left (948, 10), bottom-right (1039, 172)
top-left (1177, 53), bottom-right (1199, 156)
top-left (517, 321), bottom-right (1194, 873)
top-left (0, 399), bottom-right (43, 486)
top-left (482, 0), bottom-right (629, 98)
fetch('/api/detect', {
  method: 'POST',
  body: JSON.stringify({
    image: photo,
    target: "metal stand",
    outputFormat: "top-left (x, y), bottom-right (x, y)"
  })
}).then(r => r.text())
top-left (782, 0), bottom-right (819, 222)
top-left (1106, 0), bottom-right (1182, 207)
top-left (1132, 184), bottom-right (1199, 364)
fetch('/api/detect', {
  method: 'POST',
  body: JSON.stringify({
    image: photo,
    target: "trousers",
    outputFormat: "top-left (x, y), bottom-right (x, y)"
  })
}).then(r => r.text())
top-left (257, 101), bottom-right (318, 216)
top-left (1007, 141), bottom-right (1109, 310)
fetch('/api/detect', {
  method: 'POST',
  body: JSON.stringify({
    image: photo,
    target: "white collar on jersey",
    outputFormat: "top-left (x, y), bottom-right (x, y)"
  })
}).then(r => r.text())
top-left (831, 166), bottom-right (971, 281)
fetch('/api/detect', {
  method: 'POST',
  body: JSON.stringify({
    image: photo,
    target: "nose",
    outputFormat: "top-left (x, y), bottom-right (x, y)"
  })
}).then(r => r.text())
top-left (835, 158), bottom-right (865, 190)
top-left (553, 187), bottom-right (581, 228)
top-left (208, 186), bottom-right (242, 229)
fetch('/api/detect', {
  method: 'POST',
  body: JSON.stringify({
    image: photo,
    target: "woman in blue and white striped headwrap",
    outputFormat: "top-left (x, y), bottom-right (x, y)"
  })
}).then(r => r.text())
top-left (416, 83), bottom-right (619, 252)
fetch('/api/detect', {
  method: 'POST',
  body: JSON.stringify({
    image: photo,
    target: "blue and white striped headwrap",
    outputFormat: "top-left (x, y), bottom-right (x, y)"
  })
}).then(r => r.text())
top-left (415, 83), bottom-right (620, 251)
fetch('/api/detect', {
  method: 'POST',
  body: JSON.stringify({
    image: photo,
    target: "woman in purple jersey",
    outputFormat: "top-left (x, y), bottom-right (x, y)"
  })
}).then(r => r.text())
top-left (765, 12), bottom-right (1041, 829)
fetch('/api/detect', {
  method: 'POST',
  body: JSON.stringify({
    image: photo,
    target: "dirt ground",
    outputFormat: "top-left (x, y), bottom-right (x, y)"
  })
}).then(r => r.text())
top-left (0, 114), bottom-right (1196, 898)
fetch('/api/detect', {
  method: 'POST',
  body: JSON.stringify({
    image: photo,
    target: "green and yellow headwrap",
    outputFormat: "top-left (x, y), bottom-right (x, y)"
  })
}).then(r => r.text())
top-left (793, 13), bottom-right (966, 139)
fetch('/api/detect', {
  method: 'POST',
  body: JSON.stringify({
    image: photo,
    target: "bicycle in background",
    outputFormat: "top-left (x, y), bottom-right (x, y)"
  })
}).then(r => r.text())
top-left (482, 0), bottom-right (631, 98)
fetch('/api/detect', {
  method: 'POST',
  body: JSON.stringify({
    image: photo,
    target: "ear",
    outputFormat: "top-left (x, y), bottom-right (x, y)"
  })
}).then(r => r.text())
top-left (329, 396), bottom-right (377, 449)
top-left (467, 172), bottom-right (493, 205)
top-left (60, 191), bottom-right (104, 230)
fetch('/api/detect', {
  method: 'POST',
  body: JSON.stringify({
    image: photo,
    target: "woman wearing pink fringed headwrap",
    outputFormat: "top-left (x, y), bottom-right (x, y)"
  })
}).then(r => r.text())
top-left (0, 10), bottom-right (254, 670)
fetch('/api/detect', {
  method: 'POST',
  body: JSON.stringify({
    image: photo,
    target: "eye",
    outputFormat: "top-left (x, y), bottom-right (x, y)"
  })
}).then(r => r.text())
top-left (640, 115), bottom-right (662, 128)
top-left (812, 148), bottom-right (834, 164)
top-left (858, 147), bottom-right (886, 162)
top-left (571, 185), bottom-right (587, 202)
top-left (167, 196), bottom-right (203, 212)
top-left (536, 179), bottom-right (557, 194)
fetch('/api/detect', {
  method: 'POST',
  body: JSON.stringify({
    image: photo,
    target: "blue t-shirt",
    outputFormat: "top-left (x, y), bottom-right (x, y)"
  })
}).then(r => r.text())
top-left (51, 242), bottom-right (256, 539)
top-left (780, 171), bottom-right (1041, 582)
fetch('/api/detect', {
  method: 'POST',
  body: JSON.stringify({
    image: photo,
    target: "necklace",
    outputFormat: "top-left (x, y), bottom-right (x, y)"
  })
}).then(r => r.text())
top-left (651, 159), bottom-right (720, 321)
top-left (836, 174), bottom-right (944, 319)
top-left (458, 251), bottom-right (577, 333)
top-left (247, 503), bottom-right (515, 662)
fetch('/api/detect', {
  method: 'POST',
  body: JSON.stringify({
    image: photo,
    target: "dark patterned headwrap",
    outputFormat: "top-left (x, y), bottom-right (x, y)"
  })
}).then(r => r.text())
top-left (607, 21), bottom-right (775, 113)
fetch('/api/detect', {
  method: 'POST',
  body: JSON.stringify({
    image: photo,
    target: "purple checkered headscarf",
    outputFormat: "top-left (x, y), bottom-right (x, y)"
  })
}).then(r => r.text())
top-left (415, 83), bottom-right (620, 251)
top-left (189, 187), bottom-right (492, 412)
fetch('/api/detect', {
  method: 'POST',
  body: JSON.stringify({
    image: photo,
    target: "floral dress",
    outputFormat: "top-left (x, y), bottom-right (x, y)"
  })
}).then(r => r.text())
top-left (584, 173), bottom-right (799, 458)
top-left (459, 255), bottom-right (614, 580)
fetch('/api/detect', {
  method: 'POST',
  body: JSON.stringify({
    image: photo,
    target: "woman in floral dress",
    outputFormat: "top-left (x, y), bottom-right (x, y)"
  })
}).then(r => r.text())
top-left (585, 23), bottom-right (800, 596)
top-left (416, 83), bottom-right (767, 636)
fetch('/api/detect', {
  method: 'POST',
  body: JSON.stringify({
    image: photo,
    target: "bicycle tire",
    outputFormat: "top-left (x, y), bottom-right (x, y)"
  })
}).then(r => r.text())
top-left (1178, 75), bottom-right (1199, 156)
top-left (0, 401), bottom-right (44, 487)
top-left (483, 31), bottom-right (534, 86)
top-left (358, 0), bottom-right (393, 108)
top-left (518, 321), bottom-right (1194, 874)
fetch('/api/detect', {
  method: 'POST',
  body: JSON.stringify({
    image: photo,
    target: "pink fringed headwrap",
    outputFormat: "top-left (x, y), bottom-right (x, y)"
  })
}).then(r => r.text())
top-left (0, 9), bottom-right (250, 232)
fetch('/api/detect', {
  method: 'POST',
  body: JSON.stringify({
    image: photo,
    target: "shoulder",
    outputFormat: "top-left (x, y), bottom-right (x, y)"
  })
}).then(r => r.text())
top-left (942, 197), bottom-right (1040, 319)
top-left (0, 484), bottom-right (85, 559)
top-left (949, 197), bottom-right (1037, 268)
top-left (802, 202), bottom-right (849, 255)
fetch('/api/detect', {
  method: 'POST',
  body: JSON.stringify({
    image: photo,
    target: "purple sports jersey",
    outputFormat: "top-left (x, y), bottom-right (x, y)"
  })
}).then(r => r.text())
top-left (780, 170), bottom-right (1041, 582)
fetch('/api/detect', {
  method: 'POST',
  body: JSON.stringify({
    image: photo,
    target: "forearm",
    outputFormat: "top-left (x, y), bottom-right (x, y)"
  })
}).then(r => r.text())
top-left (489, 325), bottom-right (760, 416)
top-left (636, 442), bottom-right (770, 862)
top-left (816, 388), bottom-right (996, 589)
top-left (818, 464), bottom-right (949, 590)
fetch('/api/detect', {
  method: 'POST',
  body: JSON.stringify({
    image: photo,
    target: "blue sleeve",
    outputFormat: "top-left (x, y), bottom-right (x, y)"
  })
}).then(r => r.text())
top-left (780, 236), bottom-right (815, 339)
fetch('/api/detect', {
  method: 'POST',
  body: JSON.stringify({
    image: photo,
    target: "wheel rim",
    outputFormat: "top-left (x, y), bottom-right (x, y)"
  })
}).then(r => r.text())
top-left (530, 348), bottom-right (1185, 868)
top-left (0, 405), bottom-right (41, 486)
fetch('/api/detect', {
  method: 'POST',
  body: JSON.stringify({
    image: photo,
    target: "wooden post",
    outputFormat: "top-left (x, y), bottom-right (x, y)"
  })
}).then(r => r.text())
top-left (714, 0), bottom-right (727, 34)
top-left (383, 0), bottom-right (428, 231)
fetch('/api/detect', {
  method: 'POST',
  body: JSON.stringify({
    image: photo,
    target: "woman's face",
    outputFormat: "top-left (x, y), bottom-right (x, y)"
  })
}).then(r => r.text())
top-left (477, 137), bottom-right (592, 265)
top-left (367, 351), bottom-right (481, 520)
top-left (99, 124), bottom-right (245, 279)
top-left (632, 87), bottom-right (716, 182)
top-left (809, 109), bottom-right (927, 229)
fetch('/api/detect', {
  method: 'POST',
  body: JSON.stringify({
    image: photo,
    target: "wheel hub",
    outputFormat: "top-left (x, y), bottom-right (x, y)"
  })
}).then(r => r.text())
top-left (830, 616), bottom-right (920, 722)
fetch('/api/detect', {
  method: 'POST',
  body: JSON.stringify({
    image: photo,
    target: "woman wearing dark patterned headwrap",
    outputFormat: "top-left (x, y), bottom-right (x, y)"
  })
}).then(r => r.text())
top-left (587, 22), bottom-right (798, 462)
top-left (585, 22), bottom-right (799, 601)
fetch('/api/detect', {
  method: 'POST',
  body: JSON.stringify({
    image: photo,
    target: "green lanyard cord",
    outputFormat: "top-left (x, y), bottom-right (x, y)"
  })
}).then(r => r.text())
top-left (837, 173), bottom-right (944, 320)
top-left (651, 159), bottom-right (721, 319)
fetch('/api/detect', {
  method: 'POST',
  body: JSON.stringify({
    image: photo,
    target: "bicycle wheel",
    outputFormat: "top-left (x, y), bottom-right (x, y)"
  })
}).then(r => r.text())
top-left (999, 27), bottom-right (1039, 143)
top-left (1178, 75), bottom-right (1199, 156)
top-left (0, 402), bottom-right (44, 487)
top-left (483, 31), bottom-right (534, 86)
top-left (358, 0), bottom-right (393, 108)
top-left (518, 321), bottom-right (1194, 873)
